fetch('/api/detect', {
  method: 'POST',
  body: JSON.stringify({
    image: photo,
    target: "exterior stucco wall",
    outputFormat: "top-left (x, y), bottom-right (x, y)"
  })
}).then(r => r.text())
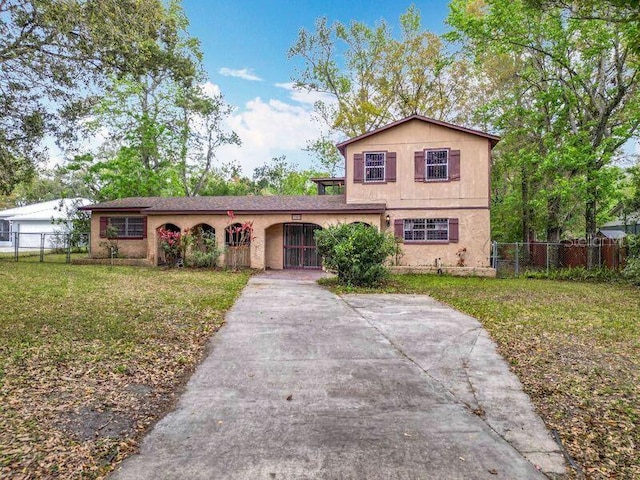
top-left (145, 212), bottom-right (383, 269)
top-left (385, 208), bottom-right (491, 268)
top-left (345, 118), bottom-right (491, 209)
top-left (265, 224), bottom-right (284, 269)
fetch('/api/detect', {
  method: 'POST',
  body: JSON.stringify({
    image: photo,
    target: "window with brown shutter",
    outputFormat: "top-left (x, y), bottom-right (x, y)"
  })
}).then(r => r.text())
top-left (416, 149), bottom-right (461, 182)
top-left (396, 218), bottom-right (458, 243)
top-left (100, 216), bottom-right (146, 239)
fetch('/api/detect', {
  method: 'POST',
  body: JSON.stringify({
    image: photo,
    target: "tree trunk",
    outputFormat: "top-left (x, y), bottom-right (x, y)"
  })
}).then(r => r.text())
top-left (546, 195), bottom-right (562, 243)
top-left (585, 195), bottom-right (598, 269)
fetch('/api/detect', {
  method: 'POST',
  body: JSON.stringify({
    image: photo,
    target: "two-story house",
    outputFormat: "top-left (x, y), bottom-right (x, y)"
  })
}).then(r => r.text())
top-left (81, 115), bottom-right (499, 273)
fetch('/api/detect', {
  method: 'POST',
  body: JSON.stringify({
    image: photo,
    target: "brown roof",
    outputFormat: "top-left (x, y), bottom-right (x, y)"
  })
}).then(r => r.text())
top-left (336, 114), bottom-right (500, 154)
top-left (80, 195), bottom-right (385, 215)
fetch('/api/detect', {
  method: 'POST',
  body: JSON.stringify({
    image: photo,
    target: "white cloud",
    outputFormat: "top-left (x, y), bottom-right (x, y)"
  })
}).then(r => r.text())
top-left (217, 96), bottom-right (324, 174)
top-left (274, 82), bottom-right (336, 106)
top-left (218, 67), bottom-right (263, 82)
top-left (200, 81), bottom-right (221, 98)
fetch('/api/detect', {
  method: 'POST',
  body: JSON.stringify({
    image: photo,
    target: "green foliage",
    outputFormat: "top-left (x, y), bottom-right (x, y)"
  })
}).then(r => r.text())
top-left (185, 229), bottom-right (222, 268)
top-left (252, 156), bottom-right (322, 195)
top-left (315, 223), bottom-right (399, 286)
top-left (0, 0), bottom-right (185, 195)
top-left (626, 233), bottom-right (640, 258)
top-left (70, 148), bottom-right (181, 201)
top-left (448, 0), bottom-right (640, 243)
top-left (522, 267), bottom-right (623, 283)
top-left (622, 257), bottom-right (640, 285)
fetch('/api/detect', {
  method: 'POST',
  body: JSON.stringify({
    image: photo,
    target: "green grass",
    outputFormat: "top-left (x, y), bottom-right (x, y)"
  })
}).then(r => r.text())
top-left (0, 262), bottom-right (250, 479)
top-left (322, 274), bottom-right (639, 479)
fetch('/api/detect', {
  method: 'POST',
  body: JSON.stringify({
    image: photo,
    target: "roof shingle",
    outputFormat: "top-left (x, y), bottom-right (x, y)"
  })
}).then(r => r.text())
top-left (80, 195), bottom-right (385, 214)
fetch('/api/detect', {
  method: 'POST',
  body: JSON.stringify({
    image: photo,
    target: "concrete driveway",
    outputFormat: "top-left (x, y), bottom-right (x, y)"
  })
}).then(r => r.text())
top-left (110, 271), bottom-right (566, 480)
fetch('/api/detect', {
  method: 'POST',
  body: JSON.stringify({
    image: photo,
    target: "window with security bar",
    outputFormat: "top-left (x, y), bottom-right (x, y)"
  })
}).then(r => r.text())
top-left (109, 217), bottom-right (144, 237)
top-left (364, 152), bottom-right (385, 182)
top-left (403, 218), bottom-right (448, 241)
top-left (426, 149), bottom-right (448, 180)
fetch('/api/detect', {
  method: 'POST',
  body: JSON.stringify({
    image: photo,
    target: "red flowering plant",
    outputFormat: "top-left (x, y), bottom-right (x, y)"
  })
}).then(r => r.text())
top-left (158, 228), bottom-right (187, 266)
top-left (225, 210), bottom-right (254, 270)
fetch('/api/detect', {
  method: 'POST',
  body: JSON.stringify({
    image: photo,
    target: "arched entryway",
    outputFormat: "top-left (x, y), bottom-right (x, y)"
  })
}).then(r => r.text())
top-left (283, 223), bottom-right (322, 269)
top-left (225, 222), bottom-right (251, 268)
top-left (156, 223), bottom-right (181, 266)
top-left (190, 223), bottom-right (216, 252)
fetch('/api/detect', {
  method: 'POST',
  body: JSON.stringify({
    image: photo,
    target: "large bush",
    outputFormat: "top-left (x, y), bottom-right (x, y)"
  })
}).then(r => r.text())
top-left (315, 223), bottom-right (399, 286)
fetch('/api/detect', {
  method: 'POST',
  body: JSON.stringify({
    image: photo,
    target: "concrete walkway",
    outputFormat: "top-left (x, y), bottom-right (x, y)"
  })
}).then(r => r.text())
top-left (110, 271), bottom-right (566, 480)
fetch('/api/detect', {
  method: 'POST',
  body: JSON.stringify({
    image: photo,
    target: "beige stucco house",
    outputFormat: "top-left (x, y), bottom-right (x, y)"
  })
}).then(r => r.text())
top-left (81, 115), bottom-right (499, 272)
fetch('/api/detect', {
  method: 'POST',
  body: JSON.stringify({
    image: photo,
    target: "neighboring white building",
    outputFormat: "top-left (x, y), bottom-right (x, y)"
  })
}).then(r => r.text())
top-left (0, 198), bottom-right (91, 249)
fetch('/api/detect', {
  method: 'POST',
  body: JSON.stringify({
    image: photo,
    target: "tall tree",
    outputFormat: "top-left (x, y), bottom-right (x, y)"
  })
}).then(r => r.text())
top-left (289, 6), bottom-right (476, 167)
top-left (448, 0), bottom-right (640, 251)
top-left (67, 3), bottom-right (238, 200)
top-left (0, 0), bottom-right (179, 195)
top-left (253, 156), bottom-right (322, 196)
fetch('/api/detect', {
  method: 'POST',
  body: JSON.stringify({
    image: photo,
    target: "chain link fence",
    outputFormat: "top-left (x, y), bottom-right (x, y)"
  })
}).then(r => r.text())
top-left (491, 240), bottom-right (627, 277)
top-left (0, 232), bottom-right (90, 263)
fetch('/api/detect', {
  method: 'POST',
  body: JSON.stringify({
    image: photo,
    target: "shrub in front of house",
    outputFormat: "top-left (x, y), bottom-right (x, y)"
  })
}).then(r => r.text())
top-left (315, 223), bottom-right (399, 287)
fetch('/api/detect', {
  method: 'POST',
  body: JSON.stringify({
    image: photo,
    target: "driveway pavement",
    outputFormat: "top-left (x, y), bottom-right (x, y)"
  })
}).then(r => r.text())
top-left (110, 271), bottom-right (566, 480)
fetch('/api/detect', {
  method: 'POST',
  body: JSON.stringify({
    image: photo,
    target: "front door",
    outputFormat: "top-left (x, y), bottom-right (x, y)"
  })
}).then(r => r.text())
top-left (283, 223), bottom-right (321, 269)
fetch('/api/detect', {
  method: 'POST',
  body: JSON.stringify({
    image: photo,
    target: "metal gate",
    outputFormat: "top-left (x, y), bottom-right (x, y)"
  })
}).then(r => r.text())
top-left (283, 223), bottom-right (321, 269)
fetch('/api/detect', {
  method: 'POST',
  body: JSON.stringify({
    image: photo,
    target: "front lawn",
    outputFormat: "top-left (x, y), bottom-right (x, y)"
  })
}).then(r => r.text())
top-left (323, 274), bottom-right (639, 479)
top-left (0, 262), bottom-right (249, 479)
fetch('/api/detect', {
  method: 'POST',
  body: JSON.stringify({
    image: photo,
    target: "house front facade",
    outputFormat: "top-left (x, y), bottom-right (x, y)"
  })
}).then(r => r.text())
top-left (81, 115), bottom-right (499, 272)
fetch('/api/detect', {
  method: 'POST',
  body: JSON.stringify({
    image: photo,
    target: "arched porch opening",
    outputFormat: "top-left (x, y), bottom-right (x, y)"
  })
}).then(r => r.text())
top-left (156, 223), bottom-right (181, 266)
top-left (225, 222), bottom-right (251, 268)
top-left (282, 223), bottom-right (322, 270)
top-left (187, 223), bottom-right (219, 268)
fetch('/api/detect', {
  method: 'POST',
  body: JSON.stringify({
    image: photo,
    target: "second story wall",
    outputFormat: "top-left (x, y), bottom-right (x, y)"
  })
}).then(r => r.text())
top-left (344, 118), bottom-right (492, 209)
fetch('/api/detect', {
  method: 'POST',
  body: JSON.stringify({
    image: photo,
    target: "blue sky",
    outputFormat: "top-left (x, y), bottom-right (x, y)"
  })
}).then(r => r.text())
top-left (180, 0), bottom-right (453, 174)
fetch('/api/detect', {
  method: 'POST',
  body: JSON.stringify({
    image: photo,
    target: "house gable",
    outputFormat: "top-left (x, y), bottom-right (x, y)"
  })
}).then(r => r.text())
top-left (340, 117), bottom-right (496, 209)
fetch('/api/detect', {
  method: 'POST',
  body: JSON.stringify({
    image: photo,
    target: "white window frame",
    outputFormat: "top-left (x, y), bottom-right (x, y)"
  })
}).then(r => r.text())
top-left (364, 152), bottom-right (386, 183)
top-left (425, 149), bottom-right (449, 181)
top-left (0, 219), bottom-right (10, 242)
top-left (403, 218), bottom-right (449, 242)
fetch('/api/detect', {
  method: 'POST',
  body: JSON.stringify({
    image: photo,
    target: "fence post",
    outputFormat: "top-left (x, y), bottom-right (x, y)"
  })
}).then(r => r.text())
top-left (598, 241), bottom-right (602, 268)
top-left (14, 232), bottom-right (18, 261)
top-left (492, 241), bottom-right (498, 269)
top-left (515, 241), bottom-right (520, 276)
top-left (40, 233), bottom-right (45, 262)
top-left (66, 233), bottom-right (71, 263)
top-left (546, 243), bottom-right (550, 273)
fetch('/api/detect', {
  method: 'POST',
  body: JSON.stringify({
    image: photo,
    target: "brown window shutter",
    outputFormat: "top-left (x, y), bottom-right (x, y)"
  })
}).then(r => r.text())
top-left (449, 150), bottom-right (461, 181)
top-left (99, 217), bottom-right (108, 238)
top-left (142, 217), bottom-right (148, 238)
top-left (414, 151), bottom-right (425, 182)
top-left (393, 219), bottom-right (404, 238)
top-left (449, 218), bottom-right (459, 243)
top-left (386, 152), bottom-right (396, 182)
top-left (353, 154), bottom-right (364, 183)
